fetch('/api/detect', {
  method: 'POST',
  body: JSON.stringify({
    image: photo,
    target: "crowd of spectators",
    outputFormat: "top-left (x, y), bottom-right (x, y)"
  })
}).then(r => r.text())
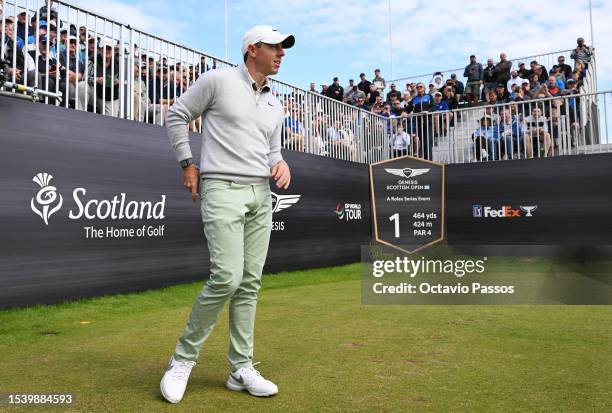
top-left (1, 3), bottom-right (218, 128)
top-left (304, 37), bottom-right (592, 160)
top-left (1, 5), bottom-right (595, 162)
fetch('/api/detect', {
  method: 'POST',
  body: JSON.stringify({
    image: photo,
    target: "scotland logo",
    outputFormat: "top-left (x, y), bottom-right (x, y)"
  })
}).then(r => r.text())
top-left (31, 172), bottom-right (63, 225)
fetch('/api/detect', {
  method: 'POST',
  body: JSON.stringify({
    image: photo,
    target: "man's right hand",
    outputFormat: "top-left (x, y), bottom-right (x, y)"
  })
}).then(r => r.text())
top-left (182, 165), bottom-right (199, 202)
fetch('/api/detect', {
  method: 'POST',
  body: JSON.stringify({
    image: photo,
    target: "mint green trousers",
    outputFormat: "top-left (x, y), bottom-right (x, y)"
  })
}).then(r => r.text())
top-left (173, 178), bottom-right (272, 371)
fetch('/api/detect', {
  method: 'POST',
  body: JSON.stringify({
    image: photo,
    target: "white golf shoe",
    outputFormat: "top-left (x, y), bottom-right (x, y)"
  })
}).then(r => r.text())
top-left (225, 362), bottom-right (278, 397)
top-left (160, 356), bottom-right (196, 403)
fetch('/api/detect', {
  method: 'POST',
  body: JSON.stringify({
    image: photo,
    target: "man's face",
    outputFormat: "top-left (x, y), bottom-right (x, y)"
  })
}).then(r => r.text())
top-left (487, 59), bottom-right (493, 66)
top-left (533, 108), bottom-right (541, 117)
top-left (535, 66), bottom-right (542, 74)
top-left (496, 86), bottom-right (504, 94)
top-left (309, 82), bottom-right (315, 90)
top-left (349, 80), bottom-right (353, 85)
top-left (250, 42), bottom-right (285, 76)
top-left (4, 22), bottom-right (13, 38)
top-left (383, 105), bottom-right (390, 113)
top-left (511, 70), bottom-right (517, 78)
top-left (500, 53), bottom-right (507, 61)
top-left (390, 84), bottom-right (396, 89)
top-left (470, 56), bottom-right (476, 63)
top-left (409, 83), bottom-right (416, 91)
top-left (69, 40), bottom-right (77, 53)
top-left (547, 76), bottom-right (556, 87)
top-left (434, 95), bottom-right (441, 102)
top-left (356, 97), bottom-right (365, 105)
top-left (558, 57), bottom-right (565, 65)
top-left (502, 110), bottom-right (511, 122)
top-left (18, 14), bottom-right (26, 24)
top-left (522, 83), bottom-right (530, 91)
top-left (416, 84), bottom-right (424, 94)
top-left (370, 84), bottom-right (377, 92)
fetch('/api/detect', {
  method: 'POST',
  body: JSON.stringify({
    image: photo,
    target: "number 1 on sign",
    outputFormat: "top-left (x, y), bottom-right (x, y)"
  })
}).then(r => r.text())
top-left (390, 213), bottom-right (400, 238)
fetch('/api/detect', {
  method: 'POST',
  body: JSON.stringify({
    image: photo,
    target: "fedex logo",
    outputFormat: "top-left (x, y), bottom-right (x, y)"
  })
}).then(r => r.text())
top-left (473, 205), bottom-right (537, 218)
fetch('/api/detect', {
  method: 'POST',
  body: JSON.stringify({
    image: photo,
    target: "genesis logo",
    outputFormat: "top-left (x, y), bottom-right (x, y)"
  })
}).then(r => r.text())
top-left (384, 168), bottom-right (430, 178)
top-left (31, 172), bottom-right (63, 225)
top-left (271, 192), bottom-right (301, 213)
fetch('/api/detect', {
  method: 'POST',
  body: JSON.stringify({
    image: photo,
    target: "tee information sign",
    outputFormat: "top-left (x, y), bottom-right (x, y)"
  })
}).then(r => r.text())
top-left (369, 156), bottom-right (445, 253)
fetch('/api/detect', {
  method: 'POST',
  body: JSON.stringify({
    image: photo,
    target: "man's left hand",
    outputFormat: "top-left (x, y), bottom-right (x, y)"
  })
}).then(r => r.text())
top-left (271, 160), bottom-right (291, 189)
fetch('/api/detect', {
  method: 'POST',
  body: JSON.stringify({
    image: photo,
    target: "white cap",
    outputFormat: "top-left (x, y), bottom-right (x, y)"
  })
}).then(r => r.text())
top-left (241, 25), bottom-right (295, 56)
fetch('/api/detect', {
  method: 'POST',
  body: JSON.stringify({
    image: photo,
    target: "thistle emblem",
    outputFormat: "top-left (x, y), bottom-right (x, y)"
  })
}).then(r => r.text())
top-left (31, 173), bottom-right (63, 225)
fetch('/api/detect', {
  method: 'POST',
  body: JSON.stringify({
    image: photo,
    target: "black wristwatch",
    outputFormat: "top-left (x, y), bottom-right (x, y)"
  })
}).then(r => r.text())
top-left (180, 158), bottom-right (195, 169)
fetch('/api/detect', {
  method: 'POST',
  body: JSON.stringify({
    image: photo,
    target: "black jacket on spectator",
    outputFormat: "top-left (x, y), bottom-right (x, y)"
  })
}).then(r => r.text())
top-left (4, 38), bottom-right (26, 75)
top-left (494, 60), bottom-right (512, 84)
top-left (483, 64), bottom-right (496, 85)
top-left (453, 80), bottom-right (465, 95)
top-left (86, 57), bottom-right (120, 101)
top-left (358, 79), bottom-right (371, 95)
top-left (558, 63), bottom-right (573, 79)
top-left (327, 83), bottom-right (344, 101)
top-left (518, 67), bottom-right (530, 79)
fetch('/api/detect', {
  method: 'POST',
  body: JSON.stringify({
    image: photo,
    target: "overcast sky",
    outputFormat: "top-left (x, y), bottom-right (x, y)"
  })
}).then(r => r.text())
top-left (30, 0), bottom-right (612, 91)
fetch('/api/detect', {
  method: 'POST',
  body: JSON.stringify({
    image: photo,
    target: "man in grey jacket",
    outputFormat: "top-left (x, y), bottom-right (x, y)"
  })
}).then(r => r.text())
top-left (160, 25), bottom-right (294, 403)
top-left (463, 54), bottom-right (483, 105)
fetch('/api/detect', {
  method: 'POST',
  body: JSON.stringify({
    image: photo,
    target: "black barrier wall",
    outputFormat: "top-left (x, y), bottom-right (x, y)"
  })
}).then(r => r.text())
top-left (445, 153), bottom-right (612, 246)
top-left (0, 96), bottom-right (371, 308)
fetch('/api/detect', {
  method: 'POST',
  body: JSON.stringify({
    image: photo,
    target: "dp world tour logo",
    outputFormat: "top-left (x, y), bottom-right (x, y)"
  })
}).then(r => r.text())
top-left (271, 192), bottom-right (301, 213)
top-left (335, 202), bottom-right (345, 219)
top-left (31, 172), bottom-right (63, 225)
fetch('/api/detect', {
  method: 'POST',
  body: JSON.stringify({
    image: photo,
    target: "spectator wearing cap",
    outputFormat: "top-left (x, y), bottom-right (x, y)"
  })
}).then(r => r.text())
top-left (495, 83), bottom-right (510, 102)
top-left (557, 56), bottom-right (572, 80)
top-left (35, 34), bottom-right (60, 92)
top-left (26, 20), bottom-right (47, 59)
top-left (58, 35), bottom-right (85, 104)
top-left (327, 76), bottom-right (343, 101)
top-left (372, 68), bottom-right (385, 93)
top-left (406, 82), bottom-right (435, 160)
top-left (517, 62), bottom-right (529, 80)
top-left (386, 83), bottom-right (401, 103)
top-left (570, 37), bottom-right (593, 70)
top-left (528, 61), bottom-right (548, 83)
top-left (16, 11), bottom-right (27, 41)
top-left (132, 58), bottom-right (164, 125)
top-left (449, 73), bottom-right (464, 98)
top-left (463, 54), bottom-right (483, 104)
top-left (357, 72), bottom-right (371, 96)
top-left (433, 91), bottom-right (451, 139)
top-left (506, 69), bottom-right (525, 94)
top-left (320, 82), bottom-right (329, 97)
top-left (76, 39), bottom-right (121, 116)
top-left (482, 58), bottom-right (496, 100)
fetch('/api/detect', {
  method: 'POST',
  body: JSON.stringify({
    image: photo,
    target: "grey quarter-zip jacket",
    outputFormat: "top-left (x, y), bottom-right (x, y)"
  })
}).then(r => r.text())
top-left (166, 64), bottom-right (284, 185)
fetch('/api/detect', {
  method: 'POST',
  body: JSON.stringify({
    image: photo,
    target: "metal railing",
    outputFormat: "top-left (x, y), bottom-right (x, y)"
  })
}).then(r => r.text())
top-left (386, 90), bottom-right (611, 164)
top-left (390, 48), bottom-right (598, 97)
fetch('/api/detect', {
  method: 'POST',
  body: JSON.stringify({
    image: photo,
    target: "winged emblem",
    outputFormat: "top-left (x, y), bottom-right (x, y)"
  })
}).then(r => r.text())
top-left (271, 192), bottom-right (301, 213)
top-left (384, 168), bottom-right (430, 178)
